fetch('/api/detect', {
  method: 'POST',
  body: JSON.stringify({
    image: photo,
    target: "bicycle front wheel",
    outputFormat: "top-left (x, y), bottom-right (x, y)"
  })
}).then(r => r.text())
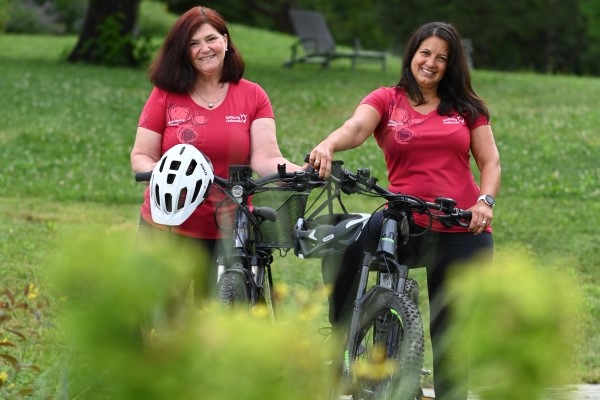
top-left (349, 291), bottom-right (424, 400)
top-left (216, 267), bottom-right (250, 311)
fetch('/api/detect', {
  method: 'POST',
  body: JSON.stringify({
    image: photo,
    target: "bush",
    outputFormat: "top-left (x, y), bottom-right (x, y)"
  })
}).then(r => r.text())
top-left (3, 0), bottom-right (175, 36)
top-left (0, 0), bottom-right (9, 31)
top-left (53, 0), bottom-right (87, 34)
top-left (5, 0), bottom-right (63, 34)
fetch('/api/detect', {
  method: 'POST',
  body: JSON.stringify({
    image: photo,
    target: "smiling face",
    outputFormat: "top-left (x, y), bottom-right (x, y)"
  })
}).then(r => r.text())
top-left (410, 36), bottom-right (449, 92)
top-left (189, 23), bottom-right (228, 77)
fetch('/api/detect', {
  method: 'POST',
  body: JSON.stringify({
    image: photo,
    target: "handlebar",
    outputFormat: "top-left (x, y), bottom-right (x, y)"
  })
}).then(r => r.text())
top-left (134, 163), bottom-right (323, 191)
top-left (134, 157), bottom-right (471, 228)
top-left (323, 161), bottom-right (472, 228)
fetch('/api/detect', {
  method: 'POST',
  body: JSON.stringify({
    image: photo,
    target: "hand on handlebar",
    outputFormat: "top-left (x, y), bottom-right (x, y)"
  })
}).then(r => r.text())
top-left (467, 201), bottom-right (493, 234)
top-left (308, 142), bottom-right (335, 179)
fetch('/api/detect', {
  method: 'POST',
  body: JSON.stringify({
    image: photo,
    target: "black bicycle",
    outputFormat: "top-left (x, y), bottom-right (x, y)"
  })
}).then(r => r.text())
top-left (211, 163), bottom-right (327, 320)
top-left (137, 162), bottom-right (324, 321)
top-left (292, 160), bottom-right (472, 400)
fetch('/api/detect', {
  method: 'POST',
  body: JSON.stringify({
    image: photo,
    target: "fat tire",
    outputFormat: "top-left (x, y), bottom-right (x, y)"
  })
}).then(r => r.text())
top-left (404, 278), bottom-right (419, 306)
top-left (350, 291), bottom-right (424, 400)
top-left (217, 268), bottom-right (250, 310)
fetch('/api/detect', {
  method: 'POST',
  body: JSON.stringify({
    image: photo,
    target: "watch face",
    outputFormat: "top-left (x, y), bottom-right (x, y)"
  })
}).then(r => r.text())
top-left (485, 195), bottom-right (495, 206)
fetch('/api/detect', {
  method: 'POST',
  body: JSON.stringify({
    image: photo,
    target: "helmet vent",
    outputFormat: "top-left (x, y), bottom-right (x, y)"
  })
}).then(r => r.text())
top-left (169, 160), bottom-right (181, 171)
top-left (186, 160), bottom-right (197, 176)
top-left (167, 173), bottom-right (176, 184)
top-left (191, 180), bottom-right (202, 202)
top-left (153, 186), bottom-right (161, 206)
top-left (177, 188), bottom-right (188, 211)
top-left (164, 193), bottom-right (173, 212)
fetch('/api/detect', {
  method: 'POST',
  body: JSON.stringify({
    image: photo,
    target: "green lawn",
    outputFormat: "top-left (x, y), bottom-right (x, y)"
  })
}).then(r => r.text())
top-left (0, 27), bottom-right (598, 396)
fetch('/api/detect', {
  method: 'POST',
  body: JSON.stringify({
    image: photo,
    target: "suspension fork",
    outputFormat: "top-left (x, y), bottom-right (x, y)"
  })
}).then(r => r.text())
top-left (217, 207), bottom-right (251, 283)
top-left (344, 252), bottom-right (373, 375)
top-left (375, 215), bottom-right (410, 294)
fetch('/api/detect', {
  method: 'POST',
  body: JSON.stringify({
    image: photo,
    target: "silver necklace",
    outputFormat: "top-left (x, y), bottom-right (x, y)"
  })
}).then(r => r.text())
top-left (195, 84), bottom-right (227, 109)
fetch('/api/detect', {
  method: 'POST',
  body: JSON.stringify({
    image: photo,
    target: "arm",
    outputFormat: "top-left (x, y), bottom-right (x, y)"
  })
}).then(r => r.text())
top-left (130, 127), bottom-right (162, 173)
top-left (469, 124), bottom-right (501, 234)
top-left (249, 118), bottom-right (303, 177)
top-left (309, 104), bottom-right (381, 178)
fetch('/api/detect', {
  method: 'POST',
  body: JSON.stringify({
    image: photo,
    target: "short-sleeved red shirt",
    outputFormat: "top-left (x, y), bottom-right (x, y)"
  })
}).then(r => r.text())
top-left (362, 87), bottom-right (489, 232)
top-left (138, 79), bottom-right (274, 238)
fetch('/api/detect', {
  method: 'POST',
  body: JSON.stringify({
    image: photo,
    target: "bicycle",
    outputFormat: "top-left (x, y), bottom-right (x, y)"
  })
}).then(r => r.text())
top-left (292, 160), bottom-right (472, 400)
top-left (135, 148), bottom-right (324, 322)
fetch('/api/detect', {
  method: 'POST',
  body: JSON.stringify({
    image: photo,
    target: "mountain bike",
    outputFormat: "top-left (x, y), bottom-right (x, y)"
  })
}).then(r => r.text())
top-left (292, 161), bottom-right (472, 400)
top-left (137, 161), bottom-right (323, 322)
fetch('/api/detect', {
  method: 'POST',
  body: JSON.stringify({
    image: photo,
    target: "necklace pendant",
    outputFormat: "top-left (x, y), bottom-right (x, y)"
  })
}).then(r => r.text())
top-left (208, 102), bottom-right (214, 109)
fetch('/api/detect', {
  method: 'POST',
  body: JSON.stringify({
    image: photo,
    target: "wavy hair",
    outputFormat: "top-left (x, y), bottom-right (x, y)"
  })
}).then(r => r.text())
top-left (148, 6), bottom-right (245, 93)
top-left (396, 22), bottom-right (489, 124)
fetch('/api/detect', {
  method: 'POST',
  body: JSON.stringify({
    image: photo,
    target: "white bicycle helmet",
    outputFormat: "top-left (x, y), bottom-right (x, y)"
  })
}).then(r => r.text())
top-left (149, 144), bottom-right (214, 226)
top-left (293, 213), bottom-right (371, 259)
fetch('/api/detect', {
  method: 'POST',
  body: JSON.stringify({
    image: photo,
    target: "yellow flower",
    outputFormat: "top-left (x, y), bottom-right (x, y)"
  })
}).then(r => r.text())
top-left (0, 370), bottom-right (8, 383)
top-left (27, 283), bottom-right (39, 300)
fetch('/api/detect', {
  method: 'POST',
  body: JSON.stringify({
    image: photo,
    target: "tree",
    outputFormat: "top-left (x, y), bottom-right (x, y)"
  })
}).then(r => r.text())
top-left (67, 0), bottom-right (143, 67)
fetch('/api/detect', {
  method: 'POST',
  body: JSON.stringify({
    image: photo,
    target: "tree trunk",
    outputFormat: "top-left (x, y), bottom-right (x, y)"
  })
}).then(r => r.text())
top-left (67, 0), bottom-right (141, 67)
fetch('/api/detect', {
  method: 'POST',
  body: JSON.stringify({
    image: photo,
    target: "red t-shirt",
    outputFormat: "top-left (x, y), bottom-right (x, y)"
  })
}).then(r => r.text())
top-left (362, 87), bottom-right (489, 232)
top-left (138, 79), bottom-right (274, 238)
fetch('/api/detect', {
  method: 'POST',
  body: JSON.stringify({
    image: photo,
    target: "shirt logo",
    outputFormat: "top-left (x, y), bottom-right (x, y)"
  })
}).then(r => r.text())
top-left (225, 114), bottom-right (248, 124)
top-left (442, 116), bottom-right (465, 125)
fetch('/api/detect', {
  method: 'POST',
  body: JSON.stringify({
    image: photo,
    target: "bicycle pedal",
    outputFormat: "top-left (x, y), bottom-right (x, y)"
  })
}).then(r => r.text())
top-left (421, 368), bottom-right (431, 376)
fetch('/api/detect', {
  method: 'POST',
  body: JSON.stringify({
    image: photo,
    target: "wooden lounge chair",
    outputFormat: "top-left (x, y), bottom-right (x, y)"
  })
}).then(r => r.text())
top-left (284, 9), bottom-right (386, 71)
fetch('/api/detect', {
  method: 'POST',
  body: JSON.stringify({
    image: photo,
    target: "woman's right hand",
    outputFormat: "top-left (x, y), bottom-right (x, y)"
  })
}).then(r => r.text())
top-left (308, 141), bottom-right (335, 179)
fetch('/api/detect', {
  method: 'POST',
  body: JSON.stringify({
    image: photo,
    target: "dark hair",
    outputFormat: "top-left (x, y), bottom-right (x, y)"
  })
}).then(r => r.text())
top-left (396, 22), bottom-right (489, 123)
top-left (148, 6), bottom-right (245, 94)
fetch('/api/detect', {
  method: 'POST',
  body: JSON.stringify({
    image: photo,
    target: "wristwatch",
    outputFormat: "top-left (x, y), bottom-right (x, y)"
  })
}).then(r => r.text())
top-left (477, 194), bottom-right (495, 207)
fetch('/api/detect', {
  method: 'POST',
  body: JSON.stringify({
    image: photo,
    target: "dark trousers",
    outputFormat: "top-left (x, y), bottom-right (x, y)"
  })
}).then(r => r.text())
top-left (322, 210), bottom-right (493, 400)
top-left (136, 217), bottom-right (226, 303)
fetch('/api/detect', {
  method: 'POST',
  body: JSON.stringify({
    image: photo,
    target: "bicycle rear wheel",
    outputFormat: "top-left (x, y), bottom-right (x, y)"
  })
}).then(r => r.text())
top-left (349, 291), bottom-right (424, 400)
top-left (216, 266), bottom-right (250, 310)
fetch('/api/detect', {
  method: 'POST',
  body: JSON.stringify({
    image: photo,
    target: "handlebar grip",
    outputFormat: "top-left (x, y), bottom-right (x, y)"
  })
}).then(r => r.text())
top-left (461, 210), bottom-right (472, 221)
top-left (135, 172), bottom-right (152, 182)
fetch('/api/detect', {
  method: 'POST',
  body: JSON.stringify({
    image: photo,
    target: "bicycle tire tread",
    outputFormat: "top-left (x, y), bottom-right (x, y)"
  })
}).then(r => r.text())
top-left (217, 270), bottom-right (249, 310)
top-left (352, 291), bottom-right (424, 400)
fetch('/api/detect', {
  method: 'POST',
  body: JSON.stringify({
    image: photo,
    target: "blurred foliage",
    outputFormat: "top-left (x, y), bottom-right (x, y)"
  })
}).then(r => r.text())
top-left (0, 0), bottom-right (10, 31)
top-left (167, 0), bottom-right (600, 76)
top-left (40, 228), bottom-right (334, 399)
top-left (76, 11), bottom-right (154, 66)
top-left (5, 0), bottom-right (64, 34)
top-left (137, 0), bottom-right (177, 37)
top-left (448, 250), bottom-right (584, 399)
top-left (3, 0), bottom-right (600, 73)
top-left (0, 283), bottom-right (49, 398)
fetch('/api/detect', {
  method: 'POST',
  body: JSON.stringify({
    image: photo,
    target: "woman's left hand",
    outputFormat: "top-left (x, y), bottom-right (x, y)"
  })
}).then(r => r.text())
top-left (468, 202), bottom-right (493, 234)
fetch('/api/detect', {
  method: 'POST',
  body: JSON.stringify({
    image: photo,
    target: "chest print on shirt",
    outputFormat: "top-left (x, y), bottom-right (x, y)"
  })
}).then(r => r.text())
top-left (387, 104), bottom-right (424, 144)
top-left (167, 105), bottom-right (192, 126)
top-left (178, 112), bottom-right (210, 143)
top-left (165, 103), bottom-right (210, 144)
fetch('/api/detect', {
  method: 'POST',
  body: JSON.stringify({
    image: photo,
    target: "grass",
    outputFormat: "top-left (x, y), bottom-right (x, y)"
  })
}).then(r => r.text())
top-left (0, 24), bottom-right (599, 395)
